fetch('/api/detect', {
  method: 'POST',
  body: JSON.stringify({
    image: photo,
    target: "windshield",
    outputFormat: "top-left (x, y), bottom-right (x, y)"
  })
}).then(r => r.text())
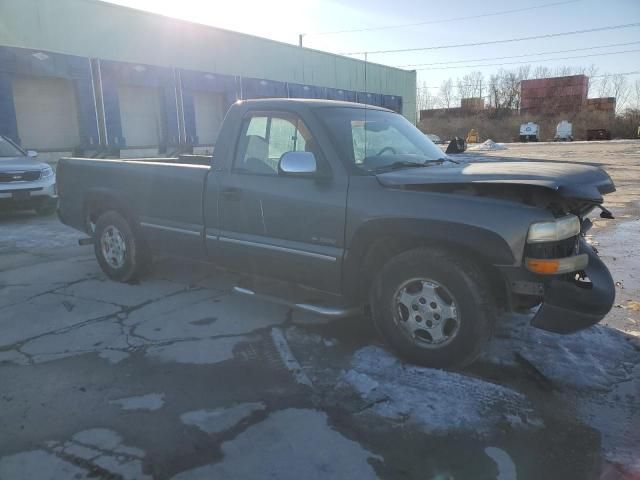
top-left (0, 136), bottom-right (25, 157)
top-left (316, 107), bottom-right (446, 172)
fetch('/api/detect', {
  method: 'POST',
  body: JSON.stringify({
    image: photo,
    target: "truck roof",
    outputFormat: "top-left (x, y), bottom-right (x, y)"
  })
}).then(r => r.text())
top-left (234, 98), bottom-right (392, 112)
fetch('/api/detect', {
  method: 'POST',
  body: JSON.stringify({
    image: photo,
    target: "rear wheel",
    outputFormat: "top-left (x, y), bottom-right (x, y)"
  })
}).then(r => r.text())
top-left (371, 247), bottom-right (495, 369)
top-left (94, 211), bottom-right (148, 282)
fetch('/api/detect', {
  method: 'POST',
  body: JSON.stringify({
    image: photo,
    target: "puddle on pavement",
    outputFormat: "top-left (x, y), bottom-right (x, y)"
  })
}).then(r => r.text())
top-left (284, 317), bottom-right (621, 480)
top-left (327, 410), bottom-right (602, 480)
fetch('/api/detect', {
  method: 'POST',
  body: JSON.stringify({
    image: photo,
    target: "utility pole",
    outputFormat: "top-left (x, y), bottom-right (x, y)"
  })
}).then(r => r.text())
top-left (298, 34), bottom-right (304, 47)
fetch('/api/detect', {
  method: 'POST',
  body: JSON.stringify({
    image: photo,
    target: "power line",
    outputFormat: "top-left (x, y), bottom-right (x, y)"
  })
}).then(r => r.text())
top-left (396, 41), bottom-right (640, 68)
top-left (415, 48), bottom-right (640, 71)
top-left (342, 22), bottom-right (640, 56)
top-left (415, 70), bottom-right (640, 90)
top-left (306, 0), bottom-right (580, 36)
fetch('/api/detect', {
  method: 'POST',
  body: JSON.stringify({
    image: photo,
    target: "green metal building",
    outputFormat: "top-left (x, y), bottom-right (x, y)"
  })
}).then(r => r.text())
top-left (0, 0), bottom-right (416, 159)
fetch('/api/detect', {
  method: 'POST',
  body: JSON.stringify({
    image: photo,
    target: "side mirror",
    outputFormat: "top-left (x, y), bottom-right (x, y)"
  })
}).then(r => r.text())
top-left (27, 150), bottom-right (38, 158)
top-left (278, 151), bottom-right (317, 176)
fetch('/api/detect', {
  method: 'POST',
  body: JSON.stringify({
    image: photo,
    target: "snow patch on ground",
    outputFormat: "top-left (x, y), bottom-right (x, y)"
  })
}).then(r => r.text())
top-left (483, 314), bottom-right (639, 391)
top-left (468, 139), bottom-right (508, 151)
top-left (180, 402), bottom-right (265, 434)
top-left (483, 313), bottom-right (640, 471)
top-left (343, 346), bottom-right (542, 433)
top-left (110, 393), bottom-right (165, 411)
top-left (0, 450), bottom-right (89, 480)
top-left (271, 328), bottom-right (313, 387)
top-left (0, 428), bottom-right (149, 480)
top-left (146, 336), bottom-right (247, 365)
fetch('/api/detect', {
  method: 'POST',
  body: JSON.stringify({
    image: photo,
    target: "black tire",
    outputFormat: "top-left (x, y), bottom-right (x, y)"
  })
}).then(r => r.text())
top-left (35, 199), bottom-right (58, 216)
top-left (94, 210), bottom-right (148, 283)
top-left (371, 247), bottom-right (495, 369)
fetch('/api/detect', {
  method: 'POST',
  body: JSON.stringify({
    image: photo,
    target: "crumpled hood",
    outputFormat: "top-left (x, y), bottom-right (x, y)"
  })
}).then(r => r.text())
top-left (376, 161), bottom-right (615, 202)
top-left (0, 156), bottom-right (47, 171)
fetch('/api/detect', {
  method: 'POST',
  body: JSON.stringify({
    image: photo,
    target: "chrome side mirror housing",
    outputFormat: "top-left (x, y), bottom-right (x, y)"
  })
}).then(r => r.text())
top-left (278, 151), bottom-right (317, 176)
top-left (27, 150), bottom-right (38, 158)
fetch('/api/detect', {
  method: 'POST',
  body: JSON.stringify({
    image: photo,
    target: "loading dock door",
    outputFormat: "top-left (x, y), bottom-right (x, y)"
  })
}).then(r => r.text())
top-left (193, 91), bottom-right (225, 145)
top-left (13, 76), bottom-right (81, 150)
top-left (118, 85), bottom-right (163, 147)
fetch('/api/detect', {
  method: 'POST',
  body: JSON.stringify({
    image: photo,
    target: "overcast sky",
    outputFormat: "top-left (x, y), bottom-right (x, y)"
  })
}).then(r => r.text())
top-left (105, 0), bottom-right (640, 94)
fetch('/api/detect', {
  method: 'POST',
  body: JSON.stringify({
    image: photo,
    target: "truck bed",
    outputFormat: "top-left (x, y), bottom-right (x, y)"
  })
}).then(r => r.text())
top-left (56, 157), bottom-right (210, 236)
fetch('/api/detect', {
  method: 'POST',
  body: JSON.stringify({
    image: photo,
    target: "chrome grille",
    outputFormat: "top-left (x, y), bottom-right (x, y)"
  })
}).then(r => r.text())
top-left (0, 170), bottom-right (41, 183)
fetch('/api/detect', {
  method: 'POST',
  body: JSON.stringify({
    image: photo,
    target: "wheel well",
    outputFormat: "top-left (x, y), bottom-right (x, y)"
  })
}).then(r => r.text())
top-left (84, 193), bottom-right (136, 235)
top-left (358, 236), bottom-right (507, 309)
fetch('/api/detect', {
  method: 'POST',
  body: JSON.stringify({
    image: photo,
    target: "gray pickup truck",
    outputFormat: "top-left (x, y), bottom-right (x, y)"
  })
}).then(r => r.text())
top-left (57, 99), bottom-right (616, 368)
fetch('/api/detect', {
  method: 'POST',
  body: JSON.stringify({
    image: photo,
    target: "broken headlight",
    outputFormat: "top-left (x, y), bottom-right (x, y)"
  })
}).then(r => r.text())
top-left (527, 215), bottom-right (580, 244)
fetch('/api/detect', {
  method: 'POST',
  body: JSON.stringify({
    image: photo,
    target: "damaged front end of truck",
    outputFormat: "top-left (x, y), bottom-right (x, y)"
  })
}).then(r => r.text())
top-left (377, 160), bottom-right (617, 333)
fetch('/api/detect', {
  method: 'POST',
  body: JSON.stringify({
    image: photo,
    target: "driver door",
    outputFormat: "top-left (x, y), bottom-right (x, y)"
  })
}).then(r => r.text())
top-left (216, 110), bottom-right (348, 293)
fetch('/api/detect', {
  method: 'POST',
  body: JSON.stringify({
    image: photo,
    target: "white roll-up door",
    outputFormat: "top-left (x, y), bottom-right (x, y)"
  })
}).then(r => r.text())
top-left (13, 75), bottom-right (81, 150)
top-left (118, 85), bottom-right (162, 147)
top-left (193, 91), bottom-right (224, 145)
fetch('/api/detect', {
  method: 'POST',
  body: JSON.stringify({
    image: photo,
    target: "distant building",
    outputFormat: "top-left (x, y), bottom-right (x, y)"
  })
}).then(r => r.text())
top-left (460, 98), bottom-right (484, 112)
top-left (419, 97), bottom-right (484, 120)
top-left (520, 75), bottom-right (588, 116)
top-left (420, 76), bottom-right (617, 122)
top-left (585, 97), bottom-right (616, 115)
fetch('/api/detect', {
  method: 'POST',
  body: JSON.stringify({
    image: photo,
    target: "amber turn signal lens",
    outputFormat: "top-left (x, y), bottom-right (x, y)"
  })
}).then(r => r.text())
top-left (526, 259), bottom-right (560, 274)
top-left (525, 254), bottom-right (588, 275)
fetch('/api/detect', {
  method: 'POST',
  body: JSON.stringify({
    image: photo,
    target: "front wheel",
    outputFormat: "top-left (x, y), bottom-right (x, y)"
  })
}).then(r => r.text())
top-left (371, 247), bottom-right (495, 369)
top-left (94, 211), bottom-right (148, 282)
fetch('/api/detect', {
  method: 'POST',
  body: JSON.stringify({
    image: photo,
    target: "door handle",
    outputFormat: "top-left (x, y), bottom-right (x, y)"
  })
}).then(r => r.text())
top-left (221, 187), bottom-right (242, 201)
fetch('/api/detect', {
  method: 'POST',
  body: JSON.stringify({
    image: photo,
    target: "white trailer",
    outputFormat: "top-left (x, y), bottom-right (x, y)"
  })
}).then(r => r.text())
top-left (519, 122), bottom-right (539, 142)
top-left (555, 120), bottom-right (573, 141)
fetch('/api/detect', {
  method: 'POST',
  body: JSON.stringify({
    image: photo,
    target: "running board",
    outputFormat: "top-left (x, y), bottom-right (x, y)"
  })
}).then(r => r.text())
top-left (232, 286), bottom-right (361, 318)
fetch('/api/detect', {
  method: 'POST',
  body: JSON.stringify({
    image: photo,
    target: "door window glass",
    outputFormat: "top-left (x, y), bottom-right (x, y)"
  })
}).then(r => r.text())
top-left (235, 112), bottom-right (314, 175)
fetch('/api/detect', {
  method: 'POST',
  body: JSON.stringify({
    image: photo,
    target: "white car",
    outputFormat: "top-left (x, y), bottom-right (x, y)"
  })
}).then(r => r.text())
top-left (0, 135), bottom-right (57, 215)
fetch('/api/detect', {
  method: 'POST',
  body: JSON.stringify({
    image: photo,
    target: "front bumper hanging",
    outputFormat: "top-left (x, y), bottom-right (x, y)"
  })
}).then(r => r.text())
top-left (531, 239), bottom-right (615, 333)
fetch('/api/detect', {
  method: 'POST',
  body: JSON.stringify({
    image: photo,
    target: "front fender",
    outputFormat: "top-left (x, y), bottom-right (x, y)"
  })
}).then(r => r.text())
top-left (342, 218), bottom-right (515, 301)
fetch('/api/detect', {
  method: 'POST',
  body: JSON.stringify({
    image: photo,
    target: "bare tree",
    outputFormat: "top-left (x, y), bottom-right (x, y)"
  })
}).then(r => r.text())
top-left (554, 65), bottom-right (575, 77)
top-left (456, 76), bottom-right (473, 100)
top-left (488, 69), bottom-right (523, 111)
top-left (532, 66), bottom-right (552, 79)
top-left (416, 82), bottom-right (436, 111)
top-left (583, 64), bottom-right (599, 96)
top-left (437, 79), bottom-right (455, 108)
top-left (597, 74), bottom-right (611, 97)
top-left (457, 71), bottom-right (484, 99)
top-left (611, 74), bottom-right (631, 112)
top-left (518, 65), bottom-right (531, 82)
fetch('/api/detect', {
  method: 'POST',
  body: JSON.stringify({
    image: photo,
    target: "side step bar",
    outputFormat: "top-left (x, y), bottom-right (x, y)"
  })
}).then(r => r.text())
top-left (232, 286), bottom-right (362, 318)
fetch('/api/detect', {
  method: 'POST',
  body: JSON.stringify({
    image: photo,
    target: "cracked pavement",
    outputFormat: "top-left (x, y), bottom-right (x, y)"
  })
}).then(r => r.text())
top-left (1, 143), bottom-right (640, 479)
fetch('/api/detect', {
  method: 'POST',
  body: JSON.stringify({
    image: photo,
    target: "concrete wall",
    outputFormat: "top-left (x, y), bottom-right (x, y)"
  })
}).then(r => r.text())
top-left (0, 0), bottom-right (416, 122)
